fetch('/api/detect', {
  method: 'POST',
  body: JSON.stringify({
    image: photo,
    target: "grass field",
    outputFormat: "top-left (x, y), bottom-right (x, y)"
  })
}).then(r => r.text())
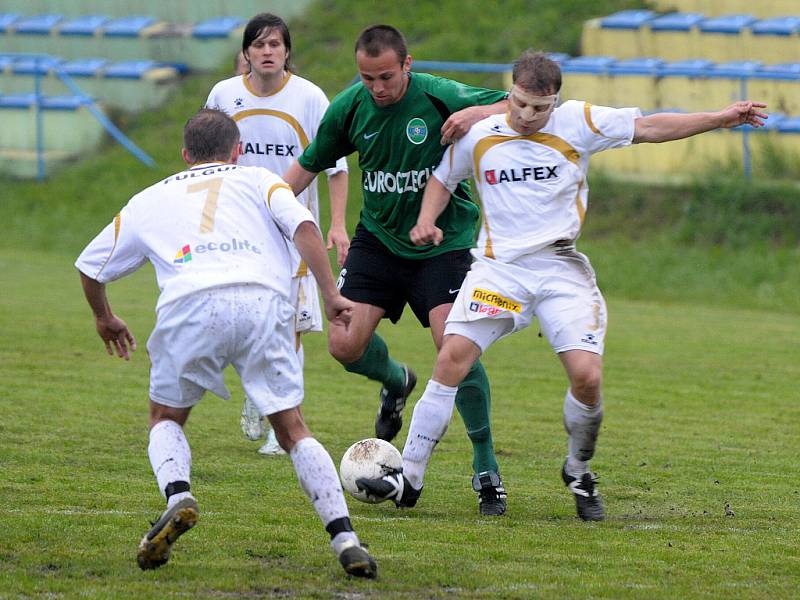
top-left (1, 249), bottom-right (798, 599)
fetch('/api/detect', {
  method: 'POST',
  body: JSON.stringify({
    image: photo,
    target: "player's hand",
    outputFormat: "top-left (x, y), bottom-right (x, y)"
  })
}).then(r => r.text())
top-left (719, 101), bottom-right (768, 129)
top-left (440, 106), bottom-right (485, 145)
top-left (326, 225), bottom-right (350, 268)
top-left (95, 314), bottom-right (136, 360)
top-left (410, 221), bottom-right (444, 246)
top-left (324, 293), bottom-right (355, 326)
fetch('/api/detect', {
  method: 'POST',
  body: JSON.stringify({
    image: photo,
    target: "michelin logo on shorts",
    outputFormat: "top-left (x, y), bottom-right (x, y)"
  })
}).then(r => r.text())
top-left (469, 287), bottom-right (521, 315)
top-left (174, 239), bottom-right (261, 264)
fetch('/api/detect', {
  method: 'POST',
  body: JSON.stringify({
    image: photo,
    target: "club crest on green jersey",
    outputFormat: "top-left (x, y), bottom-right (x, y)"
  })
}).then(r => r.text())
top-left (406, 118), bottom-right (428, 144)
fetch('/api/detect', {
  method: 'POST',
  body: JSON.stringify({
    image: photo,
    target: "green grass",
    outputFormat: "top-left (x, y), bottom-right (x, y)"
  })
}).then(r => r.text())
top-left (2, 0), bottom-right (800, 596)
top-left (1, 249), bottom-right (798, 598)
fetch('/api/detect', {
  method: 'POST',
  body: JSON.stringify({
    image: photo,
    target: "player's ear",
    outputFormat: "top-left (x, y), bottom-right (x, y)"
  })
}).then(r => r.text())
top-left (403, 54), bottom-right (412, 74)
top-left (181, 148), bottom-right (192, 165)
top-left (229, 142), bottom-right (241, 164)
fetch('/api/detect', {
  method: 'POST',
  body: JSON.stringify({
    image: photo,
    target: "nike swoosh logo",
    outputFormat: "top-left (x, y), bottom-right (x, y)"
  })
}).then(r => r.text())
top-left (449, 288), bottom-right (460, 294)
top-left (363, 131), bottom-right (379, 140)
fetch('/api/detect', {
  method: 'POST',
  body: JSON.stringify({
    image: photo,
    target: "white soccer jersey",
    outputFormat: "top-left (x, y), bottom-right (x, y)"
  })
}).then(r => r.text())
top-left (434, 100), bottom-right (642, 262)
top-left (206, 72), bottom-right (347, 229)
top-left (75, 163), bottom-right (314, 312)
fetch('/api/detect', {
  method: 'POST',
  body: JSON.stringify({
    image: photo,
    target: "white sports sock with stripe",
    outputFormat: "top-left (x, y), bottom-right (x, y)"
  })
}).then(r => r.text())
top-left (401, 379), bottom-right (458, 489)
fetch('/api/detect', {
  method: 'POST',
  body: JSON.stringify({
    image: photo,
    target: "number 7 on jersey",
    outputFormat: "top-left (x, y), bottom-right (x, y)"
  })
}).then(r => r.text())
top-left (188, 178), bottom-right (224, 233)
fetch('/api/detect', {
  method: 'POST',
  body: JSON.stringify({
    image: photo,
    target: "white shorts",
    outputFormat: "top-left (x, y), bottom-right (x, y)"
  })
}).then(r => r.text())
top-left (291, 273), bottom-right (323, 334)
top-left (445, 249), bottom-right (607, 355)
top-left (147, 284), bottom-right (304, 415)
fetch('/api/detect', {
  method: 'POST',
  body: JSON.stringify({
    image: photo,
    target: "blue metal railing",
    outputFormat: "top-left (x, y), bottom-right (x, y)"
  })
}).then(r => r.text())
top-left (1, 52), bottom-right (155, 180)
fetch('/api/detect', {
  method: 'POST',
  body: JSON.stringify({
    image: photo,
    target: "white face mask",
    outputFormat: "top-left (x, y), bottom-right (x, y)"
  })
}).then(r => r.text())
top-left (509, 86), bottom-right (558, 122)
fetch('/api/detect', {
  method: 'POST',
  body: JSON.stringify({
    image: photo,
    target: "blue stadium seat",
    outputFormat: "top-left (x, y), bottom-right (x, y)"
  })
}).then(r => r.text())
top-left (750, 16), bottom-right (800, 37)
top-left (60, 58), bottom-right (108, 77)
top-left (12, 14), bottom-right (63, 35)
top-left (561, 56), bottom-right (616, 74)
top-left (600, 10), bottom-right (656, 29)
top-left (192, 17), bottom-right (245, 38)
top-left (103, 60), bottom-right (161, 79)
top-left (101, 16), bottom-right (156, 37)
top-left (0, 93), bottom-right (36, 108)
top-left (10, 56), bottom-right (63, 75)
top-left (659, 59), bottom-right (713, 77)
top-left (699, 14), bottom-right (756, 34)
top-left (58, 15), bottom-right (110, 36)
top-left (0, 14), bottom-right (19, 32)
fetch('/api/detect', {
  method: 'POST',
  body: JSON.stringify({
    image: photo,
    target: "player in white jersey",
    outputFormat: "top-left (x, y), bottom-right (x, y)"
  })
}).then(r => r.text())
top-left (206, 13), bottom-right (350, 456)
top-left (75, 109), bottom-right (377, 578)
top-left (358, 50), bottom-right (767, 521)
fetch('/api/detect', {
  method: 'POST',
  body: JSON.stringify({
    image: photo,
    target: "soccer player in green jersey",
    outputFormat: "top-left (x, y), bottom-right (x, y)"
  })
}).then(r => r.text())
top-left (283, 24), bottom-right (509, 515)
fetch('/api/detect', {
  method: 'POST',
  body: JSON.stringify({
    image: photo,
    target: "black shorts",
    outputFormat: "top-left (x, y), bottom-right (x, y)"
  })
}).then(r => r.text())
top-left (338, 224), bottom-right (472, 327)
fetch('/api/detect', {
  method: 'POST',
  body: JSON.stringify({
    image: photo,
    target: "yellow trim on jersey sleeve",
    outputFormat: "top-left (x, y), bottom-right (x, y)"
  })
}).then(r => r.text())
top-left (242, 72), bottom-right (292, 98)
top-left (233, 108), bottom-right (310, 149)
top-left (266, 182), bottom-right (293, 207)
top-left (584, 102), bottom-right (602, 136)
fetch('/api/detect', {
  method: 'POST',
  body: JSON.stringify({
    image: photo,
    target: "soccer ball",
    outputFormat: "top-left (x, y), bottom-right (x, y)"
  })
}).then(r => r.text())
top-left (339, 438), bottom-right (402, 503)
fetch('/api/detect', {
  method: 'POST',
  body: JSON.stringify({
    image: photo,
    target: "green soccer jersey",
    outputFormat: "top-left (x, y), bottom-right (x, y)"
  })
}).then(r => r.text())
top-left (298, 72), bottom-right (507, 259)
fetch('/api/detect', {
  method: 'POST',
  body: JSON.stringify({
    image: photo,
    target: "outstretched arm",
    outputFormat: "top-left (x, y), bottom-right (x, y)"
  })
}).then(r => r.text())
top-left (293, 221), bottom-right (354, 325)
top-left (283, 160), bottom-right (319, 197)
top-left (325, 170), bottom-right (350, 267)
top-left (633, 101), bottom-right (768, 144)
top-left (409, 175), bottom-right (452, 246)
top-left (441, 99), bottom-right (508, 145)
top-left (79, 272), bottom-right (137, 360)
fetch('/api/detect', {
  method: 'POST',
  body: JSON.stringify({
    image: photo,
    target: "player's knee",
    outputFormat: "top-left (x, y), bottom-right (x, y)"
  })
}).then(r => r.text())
top-left (571, 369), bottom-right (603, 406)
top-left (328, 335), bottom-right (362, 365)
top-left (436, 341), bottom-right (476, 380)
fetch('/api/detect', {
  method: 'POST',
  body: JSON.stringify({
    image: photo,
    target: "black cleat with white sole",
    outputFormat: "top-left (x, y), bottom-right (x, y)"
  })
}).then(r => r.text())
top-left (356, 469), bottom-right (422, 508)
top-left (375, 365), bottom-right (417, 442)
top-left (337, 541), bottom-right (378, 579)
top-left (137, 497), bottom-right (199, 570)
top-left (472, 471), bottom-right (507, 516)
top-left (561, 463), bottom-right (605, 521)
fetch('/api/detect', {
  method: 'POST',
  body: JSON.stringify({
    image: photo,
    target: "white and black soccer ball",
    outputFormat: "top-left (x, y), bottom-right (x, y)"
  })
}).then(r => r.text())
top-left (339, 438), bottom-right (402, 503)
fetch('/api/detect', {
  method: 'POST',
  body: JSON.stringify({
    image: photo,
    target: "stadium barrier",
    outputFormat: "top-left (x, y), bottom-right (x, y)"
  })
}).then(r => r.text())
top-left (583, 11), bottom-right (800, 63)
top-left (0, 53), bottom-right (154, 180)
top-left (0, 13), bottom-right (244, 72)
top-left (0, 0), bottom-right (312, 23)
top-left (406, 58), bottom-right (800, 180)
top-left (651, 0), bottom-right (800, 19)
top-left (1, 56), bottom-right (180, 112)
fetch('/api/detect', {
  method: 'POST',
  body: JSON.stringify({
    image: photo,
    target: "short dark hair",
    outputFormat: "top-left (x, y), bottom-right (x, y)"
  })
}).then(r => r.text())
top-left (242, 13), bottom-right (292, 70)
top-left (183, 108), bottom-right (240, 163)
top-left (355, 24), bottom-right (407, 63)
top-left (512, 50), bottom-right (562, 94)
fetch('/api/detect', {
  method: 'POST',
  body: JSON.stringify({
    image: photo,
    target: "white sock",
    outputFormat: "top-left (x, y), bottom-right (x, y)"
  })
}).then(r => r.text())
top-left (401, 379), bottom-right (458, 489)
top-left (148, 419), bottom-right (192, 500)
top-left (331, 531), bottom-right (361, 556)
top-left (563, 389), bottom-right (603, 476)
top-left (289, 437), bottom-right (350, 528)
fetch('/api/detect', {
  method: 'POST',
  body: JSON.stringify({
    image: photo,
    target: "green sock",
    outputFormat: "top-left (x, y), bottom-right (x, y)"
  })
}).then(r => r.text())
top-left (455, 360), bottom-right (499, 475)
top-left (343, 333), bottom-right (405, 394)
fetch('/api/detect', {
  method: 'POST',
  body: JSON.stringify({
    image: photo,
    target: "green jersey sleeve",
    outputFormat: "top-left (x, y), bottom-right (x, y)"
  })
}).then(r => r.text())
top-left (427, 75), bottom-right (508, 113)
top-left (298, 85), bottom-right (359, 173)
